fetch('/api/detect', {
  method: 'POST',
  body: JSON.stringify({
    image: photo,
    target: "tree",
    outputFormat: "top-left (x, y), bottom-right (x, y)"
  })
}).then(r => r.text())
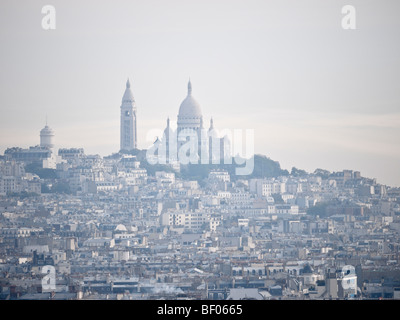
top-left (51, 181), bottom-right (72, 194)
top-left (313, 168), bottom-right (331, 180)
top-left (6, 191), bottom-right (38, 199)
top-left (271, 193), bottom-right (284, 204)
top-left (24, 163), bottom-right (57, 179)
top-left (291, 167), bottom-right (308, 177)
top-left (306, 202), bottom-right (329, 217)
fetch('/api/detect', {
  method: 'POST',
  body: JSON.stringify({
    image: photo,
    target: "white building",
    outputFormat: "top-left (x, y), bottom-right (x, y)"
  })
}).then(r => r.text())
top-left (229, 190), bottom-right (252, 207)
top-left (160, 211), bottom-right (211, 231)
top-left (155, 171), bottom-right (175, 187)
top-left (250, 178), bottom-right (286, 197)
top-left (238, 218), bottom-right (249, 227)
top-left (150, 80), bottom-right (229, 165)
top-left (120, 78), bottom-right (137, 151)
top-left (217, 191), bottom-right (231, 199)
top-left (209, 215), bottom-right (221, 231)
top-left (275, 204), bottom-right (299, 215)
top-left (0, 176), bottom-right (18, 195)
top-left (83, 238), bottom-right (115, 248)
top-left (118, 167), bottom-right (148, 186)
top-left (208, 170), bottom-right (230, 182)
top-left (40, 123), bottom-right (63, 169)
top-left (40, 124), bottom-right (55, 150)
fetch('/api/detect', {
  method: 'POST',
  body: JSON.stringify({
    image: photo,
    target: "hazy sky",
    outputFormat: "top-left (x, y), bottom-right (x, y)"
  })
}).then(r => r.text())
top-left (1, 0), bottom-right (400, 186)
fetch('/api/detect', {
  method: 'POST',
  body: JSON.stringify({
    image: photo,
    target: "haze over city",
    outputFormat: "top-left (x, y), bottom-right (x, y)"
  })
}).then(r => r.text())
top-left (3, 1), bottom-right (400, 306)
top-left (1, 0), bottom-right (400, 186)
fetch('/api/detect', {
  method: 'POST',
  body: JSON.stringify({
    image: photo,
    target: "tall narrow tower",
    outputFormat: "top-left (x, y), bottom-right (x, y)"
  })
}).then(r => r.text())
top-left (120, 78), bottom-right (137, 151)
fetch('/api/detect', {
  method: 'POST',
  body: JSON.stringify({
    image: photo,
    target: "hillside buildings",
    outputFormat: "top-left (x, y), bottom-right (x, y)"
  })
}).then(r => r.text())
top-left (1, 79), bottom-right (399, 300)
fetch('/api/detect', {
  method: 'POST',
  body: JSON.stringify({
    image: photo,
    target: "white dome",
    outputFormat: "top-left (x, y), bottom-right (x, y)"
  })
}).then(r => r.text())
top-left (115, 224), bottom-right (127, 232)
top-left (40, 125), bottom-right (54, 135)
top-left (178, 80), bottom-right (202, 119)
top-left (178, 95), bottom-right (202, 118)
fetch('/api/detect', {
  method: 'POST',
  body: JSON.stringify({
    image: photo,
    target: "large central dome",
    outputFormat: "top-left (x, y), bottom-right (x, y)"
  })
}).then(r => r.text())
top-left (178, 80), bottom-right (202, 119)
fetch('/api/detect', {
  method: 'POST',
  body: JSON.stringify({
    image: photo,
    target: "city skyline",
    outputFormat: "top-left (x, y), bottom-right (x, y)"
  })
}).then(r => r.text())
top-left (1, 76), bottom-right (399, 187)
top-left (2, 1), bottom-right (400, 304)
top-left (1, 0), bottom-right (400, 187)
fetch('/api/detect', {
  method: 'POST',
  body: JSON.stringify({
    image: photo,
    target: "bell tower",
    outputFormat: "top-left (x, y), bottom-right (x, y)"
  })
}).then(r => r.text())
top-left (120, 78), bottom-right (137, 151)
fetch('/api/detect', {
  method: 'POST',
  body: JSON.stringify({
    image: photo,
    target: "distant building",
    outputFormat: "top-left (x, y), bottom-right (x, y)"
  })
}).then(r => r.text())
top-left (120, 79), bottom-right (137, 151)
top-left (226, 288), bottom-right (264, 300)
top-left (249, 178), bottom-right (285, 197)
top-left (149, 80), bottom-right (229, 166)
top-left (208, 170), bottom-right (230, 182)
top-left (4, 123), bottom-right (61, 169)
top-left (160, 210), bottom-right (211, 231)
top-left (4, 146), bottom-right (51, 162)
top-left (58, 148), bottom-right (85, 160)
top-left (84, 181), bottom-right (121, 193)
top-left (83, 238), bottom-right (115, 249)
top-left (40, 124), bottom-right (55, 150)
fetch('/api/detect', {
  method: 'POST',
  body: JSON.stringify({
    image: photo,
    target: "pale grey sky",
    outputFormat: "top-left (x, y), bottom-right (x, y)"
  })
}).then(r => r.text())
top-left (1, 0), bottom-right (400, 186)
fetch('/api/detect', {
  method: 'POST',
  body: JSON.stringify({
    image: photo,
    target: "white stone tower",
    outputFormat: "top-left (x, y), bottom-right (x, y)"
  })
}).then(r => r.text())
top-left (120, 78), bottom-right (137, 151)
top-left (40, 121), bottom-right (55, 150)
